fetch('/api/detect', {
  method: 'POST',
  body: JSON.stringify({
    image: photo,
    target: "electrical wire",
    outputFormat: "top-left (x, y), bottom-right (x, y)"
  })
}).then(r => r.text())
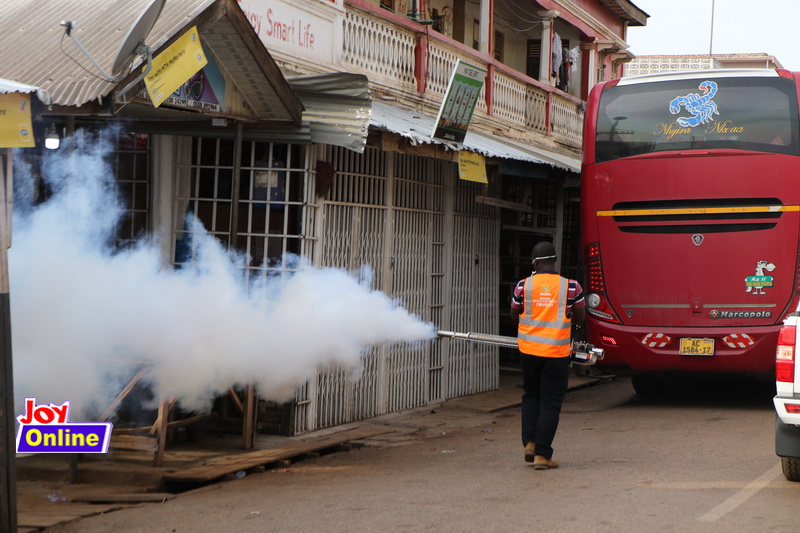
top-left (495, 14), bottom-right (542, 33)
top-left (497, 0), bottom-right (551, 23)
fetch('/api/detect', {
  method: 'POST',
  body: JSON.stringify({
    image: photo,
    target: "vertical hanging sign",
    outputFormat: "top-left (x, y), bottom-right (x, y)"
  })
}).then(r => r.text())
top-left (432, 60), bottom-right (486, 144)
top-left (0, 93), bottom-right (34, 148)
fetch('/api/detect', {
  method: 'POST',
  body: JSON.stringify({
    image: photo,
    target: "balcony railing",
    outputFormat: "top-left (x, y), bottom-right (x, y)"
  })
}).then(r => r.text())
top-left (342, 0), bottom-right (583, 152)
top-left (342, 8), bottom-right (417, 92)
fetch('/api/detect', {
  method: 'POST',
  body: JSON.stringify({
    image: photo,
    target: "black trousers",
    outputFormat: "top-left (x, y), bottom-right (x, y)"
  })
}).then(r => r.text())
top-left (520, 353), bottom-right (570, 459)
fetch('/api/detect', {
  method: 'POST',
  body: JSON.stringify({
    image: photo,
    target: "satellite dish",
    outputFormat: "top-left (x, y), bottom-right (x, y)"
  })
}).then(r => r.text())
top-left (111, 0), bottom-right (166, 75)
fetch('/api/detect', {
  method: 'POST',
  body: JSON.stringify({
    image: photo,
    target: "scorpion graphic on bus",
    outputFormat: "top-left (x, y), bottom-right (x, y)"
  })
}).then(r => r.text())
top-left (669, 80), bottom-right (719, 127)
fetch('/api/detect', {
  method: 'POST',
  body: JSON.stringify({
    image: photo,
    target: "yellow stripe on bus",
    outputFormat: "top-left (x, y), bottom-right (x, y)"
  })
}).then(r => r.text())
top-left (597, 205), bottom-right (800, 217)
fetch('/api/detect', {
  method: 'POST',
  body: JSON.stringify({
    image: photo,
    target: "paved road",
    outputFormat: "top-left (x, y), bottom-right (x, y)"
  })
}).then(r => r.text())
top-left (43, 375), bottom-right (800, 533)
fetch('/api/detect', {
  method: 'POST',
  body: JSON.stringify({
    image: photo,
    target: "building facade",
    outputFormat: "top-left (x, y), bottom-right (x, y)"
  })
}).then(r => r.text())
top-left (625, 53), bottom-right (783, 76)
top-left (1, 0), bottom-right (646, 437)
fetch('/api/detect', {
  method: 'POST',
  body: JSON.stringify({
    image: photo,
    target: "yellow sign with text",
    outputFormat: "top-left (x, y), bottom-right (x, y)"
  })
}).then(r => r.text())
top-left (458, 150), bottom-right (488, 183)
top-left (144, 26), bottom-right (207, 108)
top-left (0, 92), bottom-right (34, 147)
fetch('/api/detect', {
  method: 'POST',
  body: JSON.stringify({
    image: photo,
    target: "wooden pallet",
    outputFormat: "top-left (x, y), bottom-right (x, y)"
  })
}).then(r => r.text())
top-left (102, 366), bottom-right (258, 466)
top-left (162, 425), bottom-right (393, 484)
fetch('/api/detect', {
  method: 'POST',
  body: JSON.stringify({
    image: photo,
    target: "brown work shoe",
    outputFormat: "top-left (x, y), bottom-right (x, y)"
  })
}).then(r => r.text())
top-left (533, 455), bottom-right (559, 470)
top-left (524, 442), bottom-right (536, 463)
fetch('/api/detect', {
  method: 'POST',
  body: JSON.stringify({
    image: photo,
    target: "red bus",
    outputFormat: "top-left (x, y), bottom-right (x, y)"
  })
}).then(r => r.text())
top-left (580, 69), bottom-right (800, 393)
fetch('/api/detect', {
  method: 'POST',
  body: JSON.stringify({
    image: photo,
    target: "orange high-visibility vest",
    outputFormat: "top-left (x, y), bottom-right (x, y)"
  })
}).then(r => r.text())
top-left (517, 273), bottom-right (571, 357)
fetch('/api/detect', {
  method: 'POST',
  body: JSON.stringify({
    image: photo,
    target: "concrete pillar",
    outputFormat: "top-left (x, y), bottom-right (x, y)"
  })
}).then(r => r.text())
top-left (537, 10), bottom-right (558, 85)
top-left (479, 0), bottom-right (491, 55)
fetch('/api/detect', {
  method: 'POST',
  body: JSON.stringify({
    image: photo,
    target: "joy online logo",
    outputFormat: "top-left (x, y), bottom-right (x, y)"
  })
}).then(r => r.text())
top-left (16, 398), bottom-right (112, 453)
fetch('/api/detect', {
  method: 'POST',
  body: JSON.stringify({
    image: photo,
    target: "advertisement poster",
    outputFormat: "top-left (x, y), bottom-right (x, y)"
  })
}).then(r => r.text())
top-left (144, 26), bottom-right (208, 108)
top-left (457, 150), bottom-right (488, 183)
top-left (0, 92), bottom-right (34, 148)
top-left (432, 60), bottom-right (486, 144)
top-left (160, 44), bottom-right (226, 113)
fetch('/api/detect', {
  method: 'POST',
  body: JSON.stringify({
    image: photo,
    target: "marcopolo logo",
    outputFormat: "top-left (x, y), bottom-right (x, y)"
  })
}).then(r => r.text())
top-left (709, 310), bottom-right (772, 319)
top-left (16, 398), bottom-right (112, 453)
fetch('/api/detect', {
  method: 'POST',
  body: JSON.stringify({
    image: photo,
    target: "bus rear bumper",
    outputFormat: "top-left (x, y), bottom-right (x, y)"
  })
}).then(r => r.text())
top-left (586, 320), bottom-right (778, 374)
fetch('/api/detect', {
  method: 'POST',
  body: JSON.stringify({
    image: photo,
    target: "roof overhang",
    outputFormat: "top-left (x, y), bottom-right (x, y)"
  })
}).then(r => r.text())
top-left (0, 79), bottom-right (51, 106)
top-left (288, 73), bottom-right (372, 154)
top-left (117, 0), bottom-right (304, 125)
top-left (118, 72), bottom-right (372, 154)
top-left (0, 0), bottom-right (303, 126)
top-left (596, 0), bottom-right (649, 27)
top-left (370, 102), bottom-right (580, 172)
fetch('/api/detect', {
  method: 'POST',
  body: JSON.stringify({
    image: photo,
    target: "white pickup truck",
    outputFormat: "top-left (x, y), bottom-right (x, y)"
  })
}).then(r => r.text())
top-left (775, 315), bottom-right (800, 481)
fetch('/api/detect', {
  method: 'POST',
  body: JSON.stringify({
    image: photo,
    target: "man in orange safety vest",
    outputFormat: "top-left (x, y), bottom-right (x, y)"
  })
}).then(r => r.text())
top-left (510, 241), bottom-right (585, 469)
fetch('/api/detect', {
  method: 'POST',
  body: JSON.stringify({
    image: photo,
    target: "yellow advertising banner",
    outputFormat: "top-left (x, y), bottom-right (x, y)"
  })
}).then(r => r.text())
top-left (144, 26), bottom-right (207, 108)
top-left (0, 92), bottom-right (34, 148)
top-left (458, 150), bottom-right (488, 183)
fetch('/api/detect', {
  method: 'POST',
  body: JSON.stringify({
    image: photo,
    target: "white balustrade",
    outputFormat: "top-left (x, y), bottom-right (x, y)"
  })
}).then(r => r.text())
top-left (342, 10), bottom-right (417, 91)
top-left (525, 87), bottom-right (548, 135)
top-left (550, 94), bottom-right (583, 145)
top-left (492, 72), bottom-right (528, 128)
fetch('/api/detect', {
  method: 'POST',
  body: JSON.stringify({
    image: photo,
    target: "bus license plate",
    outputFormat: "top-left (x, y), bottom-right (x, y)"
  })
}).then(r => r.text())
top-left (679, 338), bottom-right (714, 356)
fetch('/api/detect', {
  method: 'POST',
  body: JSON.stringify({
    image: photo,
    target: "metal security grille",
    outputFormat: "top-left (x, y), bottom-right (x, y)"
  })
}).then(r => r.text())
top-left (172, 138), bottom-right (309, 284)
top-left (45, 128), bottom-right (150, 252)
top-left (169, 137), bottom-right (498, 435)
top-left (298, 144), bottom-right (499, 433)
top-left (448, 180), bottom-right (500, 398)
top-left (387, 154), bottom-right (443, 411)
top-left (110, 132), bottom-right (151, 250)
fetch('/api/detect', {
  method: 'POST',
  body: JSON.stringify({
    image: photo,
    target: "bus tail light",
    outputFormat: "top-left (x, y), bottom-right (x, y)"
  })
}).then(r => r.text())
top-left (776, 324), bottom-right (796, 383)
top-left (722, 334), bottom-right (754, 349)
top-left (786, 404), bottom-right (800, 414)
top-left (585, 243), bottom-right (620, 323)
top-left (642, 333), bottom-right (671, 348)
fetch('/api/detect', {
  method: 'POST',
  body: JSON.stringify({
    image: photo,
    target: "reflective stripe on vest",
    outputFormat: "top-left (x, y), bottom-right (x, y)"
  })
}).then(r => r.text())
top-left (518, 274), bottom-right (571, 357)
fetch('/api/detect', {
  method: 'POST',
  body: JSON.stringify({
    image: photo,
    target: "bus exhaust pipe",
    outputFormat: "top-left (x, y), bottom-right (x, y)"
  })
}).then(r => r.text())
top-left (436, 330), bottom-right (604, 365)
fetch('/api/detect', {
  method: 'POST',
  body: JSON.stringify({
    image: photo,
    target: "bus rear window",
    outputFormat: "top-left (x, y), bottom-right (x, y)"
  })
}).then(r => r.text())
top-left (595, 76), bottom-right (800, 162)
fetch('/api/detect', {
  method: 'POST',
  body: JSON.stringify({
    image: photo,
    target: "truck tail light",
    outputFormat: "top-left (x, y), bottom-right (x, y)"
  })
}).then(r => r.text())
top-left (776, 324), bottom-right (796, 383)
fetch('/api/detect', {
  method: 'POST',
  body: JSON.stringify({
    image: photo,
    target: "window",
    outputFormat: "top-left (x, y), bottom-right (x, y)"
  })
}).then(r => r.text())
top-left (494, 31), bottom-right (504, 62)
top-left (174, 139), bottom-right (308, 283)
top-left (595, 76), bottom-right (800, 162)
top-left (111, 132), bottom-right (151, 250)
top-left (526, 39), bottom-right (541, 79)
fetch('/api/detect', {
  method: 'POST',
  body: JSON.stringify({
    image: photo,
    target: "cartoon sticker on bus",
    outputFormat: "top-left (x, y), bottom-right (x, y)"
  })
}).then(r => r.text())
top-left (745, 260), bottom-right (776, 295)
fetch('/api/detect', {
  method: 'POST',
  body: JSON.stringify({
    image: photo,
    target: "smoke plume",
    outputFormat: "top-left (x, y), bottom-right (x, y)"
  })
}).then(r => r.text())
top-left (11, 133), bottom-right (435, 419)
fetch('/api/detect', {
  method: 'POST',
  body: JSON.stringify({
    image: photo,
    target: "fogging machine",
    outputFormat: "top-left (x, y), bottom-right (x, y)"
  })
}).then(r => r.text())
top-left (436, 330), bottom-right (604, 365)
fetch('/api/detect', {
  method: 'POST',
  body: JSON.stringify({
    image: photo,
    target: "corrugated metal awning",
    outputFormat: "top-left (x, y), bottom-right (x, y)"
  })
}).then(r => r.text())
top-left (288, 73), bottom-right (372, 154)
top-left (0, 79), bottom-right (51, 105)
top-left (370, 102), bottom-right (580, 173)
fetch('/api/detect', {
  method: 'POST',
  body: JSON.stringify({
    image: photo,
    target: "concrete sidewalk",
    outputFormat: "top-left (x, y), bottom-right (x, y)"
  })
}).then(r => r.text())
top-left (15, 370), bottom-right (608, 532)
